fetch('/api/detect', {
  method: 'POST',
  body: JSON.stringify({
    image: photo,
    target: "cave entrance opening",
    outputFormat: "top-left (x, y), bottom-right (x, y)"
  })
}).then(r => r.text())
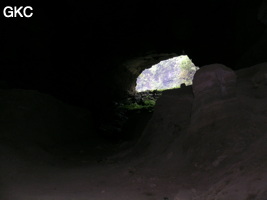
top-left (111, 55), bottom-right (199, 143)
top-left (135, 55), bottom-right (198, 92)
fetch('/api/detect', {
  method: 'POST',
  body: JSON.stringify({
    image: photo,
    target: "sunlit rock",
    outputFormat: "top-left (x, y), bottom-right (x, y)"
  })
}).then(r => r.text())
top-left (135, 55), bottom-right (199, 92)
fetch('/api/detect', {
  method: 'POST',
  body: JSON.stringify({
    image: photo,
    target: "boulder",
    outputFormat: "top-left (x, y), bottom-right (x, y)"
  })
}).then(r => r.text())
top-left (132, 86), bottom-right (193, 161)
top-left (190, 64), bottom-right (237, 131)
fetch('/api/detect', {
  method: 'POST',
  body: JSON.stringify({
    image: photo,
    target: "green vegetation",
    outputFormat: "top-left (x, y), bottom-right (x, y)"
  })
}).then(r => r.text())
top-left (119, 99), bottom-right (156, 111)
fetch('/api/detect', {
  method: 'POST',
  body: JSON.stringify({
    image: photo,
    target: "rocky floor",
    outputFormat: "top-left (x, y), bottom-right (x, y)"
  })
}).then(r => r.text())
top-left (1, 63), bottom-right (267, 200)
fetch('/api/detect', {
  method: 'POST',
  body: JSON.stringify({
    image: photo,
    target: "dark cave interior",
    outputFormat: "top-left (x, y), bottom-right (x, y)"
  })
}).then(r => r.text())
top-left (1, 0), bottom-right (267, 199)
top-left (1, 0), bottom-right (265, 130)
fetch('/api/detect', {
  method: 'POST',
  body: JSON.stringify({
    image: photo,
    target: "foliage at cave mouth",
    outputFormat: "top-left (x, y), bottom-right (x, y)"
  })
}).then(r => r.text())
top-left (136, 55), bottom-right (199, 92)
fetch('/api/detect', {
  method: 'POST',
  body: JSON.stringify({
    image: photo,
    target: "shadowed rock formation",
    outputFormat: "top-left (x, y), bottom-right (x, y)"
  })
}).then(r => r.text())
top-left (190, 64), bottom-right (237, 131)
top-left (1, 64), bottom-right (267, 199)
top-left (126, 63), bottom-right (267, 200)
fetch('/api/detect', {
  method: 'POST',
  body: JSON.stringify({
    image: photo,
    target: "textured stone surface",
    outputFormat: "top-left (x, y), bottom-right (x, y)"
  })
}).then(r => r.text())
top-left (133, 86), bottom-right (193, 159)
top-left (3, 64), bottom-right (267, 200)
top-left (192, 64), bottom-right (236, 98)
top-left (112, 53), bottom-right (177, 96)
top-left (189, 64), bottom-right (237, 131)
top-left (136, 55), bottom-right (198, 92)
top-left (132, 63), bottom-right (267, 200)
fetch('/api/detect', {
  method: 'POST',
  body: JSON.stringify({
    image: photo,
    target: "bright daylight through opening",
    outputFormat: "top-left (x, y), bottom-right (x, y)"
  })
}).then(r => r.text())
top-left (135, 55), bottom-right (199, 92)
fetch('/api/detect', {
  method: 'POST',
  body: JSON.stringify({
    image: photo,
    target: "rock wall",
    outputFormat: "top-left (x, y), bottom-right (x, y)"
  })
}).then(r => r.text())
top-left (131, 63), bottom-right (267, 199)
top-left (190, 64), bottom-right (237, 131)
